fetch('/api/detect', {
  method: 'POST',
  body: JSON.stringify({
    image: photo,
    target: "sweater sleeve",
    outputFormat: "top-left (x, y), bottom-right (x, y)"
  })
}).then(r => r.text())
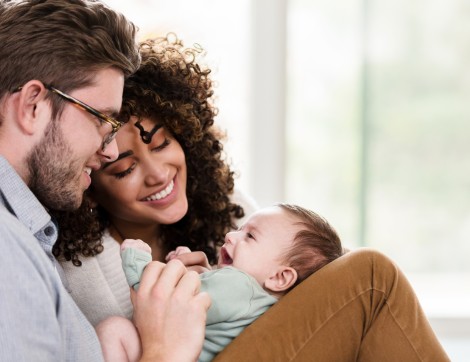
top-left (59, 231), bottom-right (134, 327)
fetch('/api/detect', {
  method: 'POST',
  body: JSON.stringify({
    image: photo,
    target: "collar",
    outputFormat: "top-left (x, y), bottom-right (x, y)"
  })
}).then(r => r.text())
top-left (0, 155), bottom-right (51, 235)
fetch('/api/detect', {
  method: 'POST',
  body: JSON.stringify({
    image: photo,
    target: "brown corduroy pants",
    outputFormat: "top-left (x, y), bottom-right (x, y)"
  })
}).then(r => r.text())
top-left (214, 248), bottom-right (450, 362)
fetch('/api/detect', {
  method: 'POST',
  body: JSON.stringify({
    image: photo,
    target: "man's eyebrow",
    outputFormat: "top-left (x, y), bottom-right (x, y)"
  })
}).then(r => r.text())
top-left (102, 150), bottom-right (134, 169)
top-left (100, 107), bottom-right (120, 118)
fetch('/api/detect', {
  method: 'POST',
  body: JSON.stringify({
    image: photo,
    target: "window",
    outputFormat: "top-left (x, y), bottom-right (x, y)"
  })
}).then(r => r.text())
top-left (286, 0), bottom-right (470, 310)
top-left (285, 0), bottom-right (470, 357)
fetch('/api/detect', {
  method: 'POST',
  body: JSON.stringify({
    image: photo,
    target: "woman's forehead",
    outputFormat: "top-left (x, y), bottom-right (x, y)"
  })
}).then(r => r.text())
top-left (117, 117), bottom-right (163, 141)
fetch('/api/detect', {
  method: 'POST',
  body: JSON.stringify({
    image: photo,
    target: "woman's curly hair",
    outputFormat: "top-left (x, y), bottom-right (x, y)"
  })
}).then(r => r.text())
top-left (52, 33), bottom-right (245, 266)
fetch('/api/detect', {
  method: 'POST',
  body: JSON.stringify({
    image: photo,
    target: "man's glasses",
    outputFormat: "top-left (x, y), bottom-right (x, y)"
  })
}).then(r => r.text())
top-left (14, 83), bottom-right (123, 150)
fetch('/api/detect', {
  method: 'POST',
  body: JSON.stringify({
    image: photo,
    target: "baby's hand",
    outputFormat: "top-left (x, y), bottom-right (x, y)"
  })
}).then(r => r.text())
top-left (121, 239), bottom-right (152, 255)
top-left (166, 246), bottom-right (211, 274)
top-left (165, 246), bottom-right (192, 262)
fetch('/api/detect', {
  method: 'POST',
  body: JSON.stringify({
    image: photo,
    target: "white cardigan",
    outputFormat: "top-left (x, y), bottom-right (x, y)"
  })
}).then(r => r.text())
top-left (59, 189), bottom-right (259, 326)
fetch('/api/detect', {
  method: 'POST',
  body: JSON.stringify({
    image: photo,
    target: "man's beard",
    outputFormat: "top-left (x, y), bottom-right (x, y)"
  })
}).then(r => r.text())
top-left (27, 120), bottom-right (84, 211)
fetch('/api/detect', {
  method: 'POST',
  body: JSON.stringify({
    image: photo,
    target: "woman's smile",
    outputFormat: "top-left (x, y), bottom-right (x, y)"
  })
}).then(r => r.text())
top-left (140, 176), bottom-right (182, 210)
top-left (142, 179), bottom-right (175, 201)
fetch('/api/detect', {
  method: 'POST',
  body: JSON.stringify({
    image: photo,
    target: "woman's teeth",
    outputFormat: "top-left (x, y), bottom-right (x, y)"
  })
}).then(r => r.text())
top-left (145, 180), bottom-right (174, 201)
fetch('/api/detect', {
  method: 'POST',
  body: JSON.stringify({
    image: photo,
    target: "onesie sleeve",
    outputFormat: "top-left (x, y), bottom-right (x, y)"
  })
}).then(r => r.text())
top-left (121, 248), bottom-right (152, 290)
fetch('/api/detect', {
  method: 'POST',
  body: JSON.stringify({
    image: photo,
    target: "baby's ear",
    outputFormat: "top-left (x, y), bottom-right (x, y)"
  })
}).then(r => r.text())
top-left (264, 266), bottom-right (297, 293)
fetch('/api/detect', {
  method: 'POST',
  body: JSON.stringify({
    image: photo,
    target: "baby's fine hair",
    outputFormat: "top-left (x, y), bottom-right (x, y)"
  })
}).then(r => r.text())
top-left (277, 203), bottom-right (343, 291)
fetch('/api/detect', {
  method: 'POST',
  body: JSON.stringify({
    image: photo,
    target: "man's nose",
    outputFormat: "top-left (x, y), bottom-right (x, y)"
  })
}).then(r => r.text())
top-left (99, 137), bottom-right (119, 162)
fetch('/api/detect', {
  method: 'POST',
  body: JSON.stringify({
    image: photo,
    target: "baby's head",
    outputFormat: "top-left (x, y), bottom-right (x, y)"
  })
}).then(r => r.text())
top-left (218, 203), bottom-right (343, 297)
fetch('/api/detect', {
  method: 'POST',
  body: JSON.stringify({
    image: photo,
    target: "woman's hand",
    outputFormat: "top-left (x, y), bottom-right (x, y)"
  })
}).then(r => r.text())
top-left (131, 259), bottom-right (211, 362)
top-left (166, 246), bottom-right (212, 274)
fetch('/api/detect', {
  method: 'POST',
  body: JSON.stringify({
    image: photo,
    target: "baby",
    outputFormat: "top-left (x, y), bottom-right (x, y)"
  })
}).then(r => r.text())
top-left (97, 203), bottom-right (343, 362)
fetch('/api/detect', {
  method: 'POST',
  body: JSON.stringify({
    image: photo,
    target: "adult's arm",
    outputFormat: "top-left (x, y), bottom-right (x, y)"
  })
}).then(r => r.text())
top-left (214, 248), bottom-right (450, 362)
top-left (59, 230), bottom-right (134, 327)
top-left (0, 213), bottom-right (102, 361)
top-left (1, 229), bottom-right (62, 360)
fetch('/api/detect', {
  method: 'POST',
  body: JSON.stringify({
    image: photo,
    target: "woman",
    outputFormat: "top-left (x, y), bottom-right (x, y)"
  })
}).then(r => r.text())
top-left (54, 35), bottom-right (449, 361)
top-left (52, 34), bottom-right (258, 326)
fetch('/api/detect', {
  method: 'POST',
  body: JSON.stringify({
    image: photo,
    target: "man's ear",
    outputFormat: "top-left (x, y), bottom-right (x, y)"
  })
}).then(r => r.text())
top-left (15, 81), bottom-right (49, 135)
top-left (264, 266), bottom-right (298, 293)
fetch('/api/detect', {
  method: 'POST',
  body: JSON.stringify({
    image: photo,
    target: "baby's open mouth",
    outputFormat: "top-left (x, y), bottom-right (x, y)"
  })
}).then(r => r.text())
top-left (220, 247), bottom-right (233, 265)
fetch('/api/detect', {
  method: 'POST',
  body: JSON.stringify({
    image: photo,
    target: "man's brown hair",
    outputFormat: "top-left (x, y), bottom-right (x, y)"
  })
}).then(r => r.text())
top-left (0, 0), bottom-right (140, 120)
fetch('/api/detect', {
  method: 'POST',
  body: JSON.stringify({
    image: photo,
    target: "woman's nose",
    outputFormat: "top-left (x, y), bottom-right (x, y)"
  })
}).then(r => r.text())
top-left (143, 158), bottom-right (169, 186)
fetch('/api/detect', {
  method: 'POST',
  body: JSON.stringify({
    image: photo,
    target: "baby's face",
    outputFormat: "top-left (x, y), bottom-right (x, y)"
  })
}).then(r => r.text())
top-left (218, 206), bottom-right (299, 286)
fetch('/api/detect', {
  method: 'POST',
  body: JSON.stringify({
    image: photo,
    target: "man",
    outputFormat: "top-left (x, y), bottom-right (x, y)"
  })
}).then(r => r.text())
top-left (0, 1), bottom-right (209, 361)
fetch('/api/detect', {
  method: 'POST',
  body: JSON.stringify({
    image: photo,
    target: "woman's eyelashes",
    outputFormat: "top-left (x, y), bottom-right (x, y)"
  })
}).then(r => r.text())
top-left (112, 138), bottom-right (171, 180)
top-left (152, 138), bottom-right (170, 152)
top-left (114, 164), bottom-right (136, 179)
